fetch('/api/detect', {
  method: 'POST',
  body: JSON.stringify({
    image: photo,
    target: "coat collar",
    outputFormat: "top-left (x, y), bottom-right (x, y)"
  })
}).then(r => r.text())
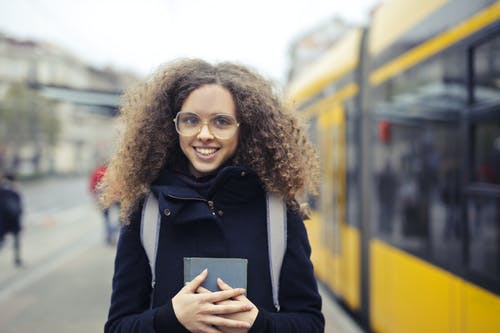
top-left (150, 166), bottom-right (264, 225)
top-left (151, 166), bottom-right (260, 199)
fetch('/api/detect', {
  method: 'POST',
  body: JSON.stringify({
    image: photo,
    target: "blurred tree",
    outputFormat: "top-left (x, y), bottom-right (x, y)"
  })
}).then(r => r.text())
top-left (0, 83), bottom-right (60, 175)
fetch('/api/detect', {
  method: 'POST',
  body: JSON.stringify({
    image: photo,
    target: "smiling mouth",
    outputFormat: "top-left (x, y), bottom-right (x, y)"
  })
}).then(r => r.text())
top-left (195, 147), bottom-right (219, 156)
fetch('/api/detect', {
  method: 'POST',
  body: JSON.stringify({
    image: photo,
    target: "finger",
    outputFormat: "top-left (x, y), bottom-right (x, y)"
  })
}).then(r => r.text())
top-left (182, 268), bottom-right (208, 293)
top-left (208, 301), bottom-right (253, 314)
top-left (203, 288), bottom-right (246, 303)
top-left (197, 286), bottom-right (211, 294)
top-left (201, 323), bottom-right (223, 333)
top-left (206, 316), bottom-right (251, 329)
top-left (217, 278), bottom-right (232, 290)
top-left (217, 278), bottom-right (245, 301)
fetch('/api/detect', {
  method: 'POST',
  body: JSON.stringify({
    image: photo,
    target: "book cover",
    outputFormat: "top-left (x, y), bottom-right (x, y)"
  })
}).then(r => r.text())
top-left (183, 257), bottom-right (248, 292)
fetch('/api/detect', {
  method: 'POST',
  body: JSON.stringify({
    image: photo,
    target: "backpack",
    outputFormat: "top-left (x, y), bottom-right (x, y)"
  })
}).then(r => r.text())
top-left (140, 192), bottom-right (287, 312)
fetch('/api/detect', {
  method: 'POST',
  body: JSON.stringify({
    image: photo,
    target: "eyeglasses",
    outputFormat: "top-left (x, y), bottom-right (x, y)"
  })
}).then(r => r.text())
top-left (173, 111), bottom-right (240, 139)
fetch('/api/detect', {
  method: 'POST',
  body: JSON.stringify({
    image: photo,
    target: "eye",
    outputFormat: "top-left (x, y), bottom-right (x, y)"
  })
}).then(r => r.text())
top-left (212, 115), bottom-right (235, 128)
top-left (179, 113), bottom-right (200, 127)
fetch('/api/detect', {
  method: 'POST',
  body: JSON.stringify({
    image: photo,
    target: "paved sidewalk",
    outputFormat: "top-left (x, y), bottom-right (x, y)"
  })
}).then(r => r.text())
top-left (320, 284), bottom-right (366, 333)
top-left (1, 176), bottom-right (366, 333)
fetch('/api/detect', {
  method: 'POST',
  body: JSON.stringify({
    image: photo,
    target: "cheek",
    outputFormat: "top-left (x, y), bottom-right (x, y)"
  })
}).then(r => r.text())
top-left (227, 135), bottom-right (239, 155)
top-left (179, 136), bottom-right (190, 153)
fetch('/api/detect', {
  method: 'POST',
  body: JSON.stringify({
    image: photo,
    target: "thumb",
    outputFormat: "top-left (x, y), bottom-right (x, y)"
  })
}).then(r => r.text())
top-left (181, 268), bottom-right (208, 293)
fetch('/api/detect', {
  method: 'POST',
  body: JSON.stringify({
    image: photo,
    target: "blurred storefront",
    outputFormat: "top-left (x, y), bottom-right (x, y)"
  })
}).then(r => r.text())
top-left (0, 32), bottom-right (140, 178)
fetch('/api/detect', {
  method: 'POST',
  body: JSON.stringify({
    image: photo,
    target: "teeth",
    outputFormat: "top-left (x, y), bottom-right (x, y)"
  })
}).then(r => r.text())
top-left (196, 147), bottom-right (217, 156)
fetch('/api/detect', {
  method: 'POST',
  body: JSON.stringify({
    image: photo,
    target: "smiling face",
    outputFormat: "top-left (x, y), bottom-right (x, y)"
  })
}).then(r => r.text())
top-left (178, 84), bottom-right (239, 178)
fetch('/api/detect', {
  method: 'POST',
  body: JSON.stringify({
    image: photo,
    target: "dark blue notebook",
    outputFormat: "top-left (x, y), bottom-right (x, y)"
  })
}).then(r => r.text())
top-left (183, 257), bottom-right (248, 292)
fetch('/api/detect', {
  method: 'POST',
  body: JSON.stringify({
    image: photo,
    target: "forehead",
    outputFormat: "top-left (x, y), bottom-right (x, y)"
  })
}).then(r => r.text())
top-left (181, 84), bottom-right (236, 116)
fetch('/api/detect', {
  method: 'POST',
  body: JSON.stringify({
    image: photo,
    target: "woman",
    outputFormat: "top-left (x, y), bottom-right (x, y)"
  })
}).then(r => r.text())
top-left (103, 59), bottom-right (324, 333)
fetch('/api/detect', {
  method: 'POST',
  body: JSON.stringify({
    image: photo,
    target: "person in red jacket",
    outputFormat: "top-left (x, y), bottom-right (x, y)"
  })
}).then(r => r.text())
top-left (89, 164), bottom-right (117, 245)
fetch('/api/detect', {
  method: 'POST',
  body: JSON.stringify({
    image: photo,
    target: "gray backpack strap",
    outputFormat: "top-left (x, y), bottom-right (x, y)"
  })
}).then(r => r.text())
top-left (140, 190), bottom-right (287, 311)
top-left (140, 192), bottom-right (161, 289)
top-left (266, 192), bottom-right (287, 312)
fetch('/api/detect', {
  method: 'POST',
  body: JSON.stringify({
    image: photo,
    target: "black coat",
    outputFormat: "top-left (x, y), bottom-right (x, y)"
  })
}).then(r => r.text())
top-left (0, 183), bottom-right (22, 236)
top-left (105, 166), bottom-right (324, 333)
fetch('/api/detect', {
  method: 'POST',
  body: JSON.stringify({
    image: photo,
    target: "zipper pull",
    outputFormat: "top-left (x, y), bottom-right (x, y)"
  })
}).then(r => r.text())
top-left (207, 200), bottom-right (216, 215)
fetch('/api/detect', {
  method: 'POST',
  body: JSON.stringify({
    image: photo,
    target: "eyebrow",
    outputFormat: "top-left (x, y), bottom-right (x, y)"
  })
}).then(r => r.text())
top-left (179, 111), bottom-right (235, 116)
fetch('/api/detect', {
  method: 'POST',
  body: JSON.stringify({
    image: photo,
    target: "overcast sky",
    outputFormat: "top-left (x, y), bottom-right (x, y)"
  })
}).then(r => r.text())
top-left (0, 0), bottom-right (379, 85)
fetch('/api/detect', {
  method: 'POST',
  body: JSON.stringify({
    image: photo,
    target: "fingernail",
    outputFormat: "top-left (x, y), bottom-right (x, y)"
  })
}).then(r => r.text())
top-left (201, 268), bottom-right (208, 274)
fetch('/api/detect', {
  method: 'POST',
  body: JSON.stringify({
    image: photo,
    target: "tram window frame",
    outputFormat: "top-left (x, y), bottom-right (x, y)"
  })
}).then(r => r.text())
top-left (472, 32), bottom-right (500, 106)
top-left (369, 42), bottom-right (467, 271)
top-left (345, 97), bottom-right (360, 227)
top-left (469, 119), bottom-right (500, 186)
top-left (468, 33), bottom-right (500, 186)
top-left (367, 28), bottom-right (500, 292)
top-left (370, 46), bottom-right (468, 109)
top-left (307, 117), bottom-right (319, 210)
top-left (371, 115), bottom-right (463, 268)
top-left (317, 112), bottom-right (338, 255)
top-left (460, 32), bottom-right (500, 292)
top-left (464, 192), bottom-right (500, 292)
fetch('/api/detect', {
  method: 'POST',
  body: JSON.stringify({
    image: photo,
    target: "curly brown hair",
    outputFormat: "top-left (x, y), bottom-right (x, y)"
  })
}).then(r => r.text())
top-left (101, 58), bottom-right (318, 223)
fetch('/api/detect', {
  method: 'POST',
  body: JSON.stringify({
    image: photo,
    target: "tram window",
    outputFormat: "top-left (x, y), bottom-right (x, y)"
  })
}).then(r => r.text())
top-left (371, 122), bottom-right (438, 255)
top-left (372, 120), bottom-right (463, 268)
top-left (391, 57), bottom-right (441, 97)
top-left (474, 34), bottom-right (500, 104)
top-left (467, 196), bottom-right (500, 282)
top-left (472, 122), bottom-right (500, 185)
top-left (374, 47), bottom-right (467, 108)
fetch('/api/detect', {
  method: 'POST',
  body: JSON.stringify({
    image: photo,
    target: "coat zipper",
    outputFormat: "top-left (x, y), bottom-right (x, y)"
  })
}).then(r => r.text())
top-left (166, 194), bottom-right (216, 215)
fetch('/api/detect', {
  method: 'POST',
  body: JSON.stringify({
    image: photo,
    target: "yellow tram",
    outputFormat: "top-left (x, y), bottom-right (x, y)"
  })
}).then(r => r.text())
top-left (287, 1), bottom-right (500, 332)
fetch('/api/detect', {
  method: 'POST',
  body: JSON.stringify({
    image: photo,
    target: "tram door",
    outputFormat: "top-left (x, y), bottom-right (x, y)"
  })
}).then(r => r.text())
top-left (317, 104), bottom-right (346, 293)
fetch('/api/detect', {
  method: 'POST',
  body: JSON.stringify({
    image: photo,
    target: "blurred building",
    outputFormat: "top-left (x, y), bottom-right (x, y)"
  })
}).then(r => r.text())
top-left (287, 16), bottom-right (354, 83)
top-left (0, 32), bottom-right (141, 177)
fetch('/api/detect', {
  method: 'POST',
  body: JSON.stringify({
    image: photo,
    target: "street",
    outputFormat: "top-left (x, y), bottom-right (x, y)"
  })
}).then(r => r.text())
top-left (0, 176), bottom-right (116, 333)
top-left (0, 176), bottom-right (364, 333)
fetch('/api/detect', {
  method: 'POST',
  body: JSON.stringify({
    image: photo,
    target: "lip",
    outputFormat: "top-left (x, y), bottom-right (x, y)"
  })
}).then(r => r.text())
top-left (193, 146), bottom-right (220, 160)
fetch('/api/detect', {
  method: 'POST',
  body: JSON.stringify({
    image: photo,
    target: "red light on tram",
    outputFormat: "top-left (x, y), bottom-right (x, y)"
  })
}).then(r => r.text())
top-left (379, 120), bottom-right (391, 143)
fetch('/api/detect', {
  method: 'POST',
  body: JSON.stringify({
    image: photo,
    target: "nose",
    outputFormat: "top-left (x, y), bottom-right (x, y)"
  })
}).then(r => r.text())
top-left (197, 123), bottom-right (214, 140)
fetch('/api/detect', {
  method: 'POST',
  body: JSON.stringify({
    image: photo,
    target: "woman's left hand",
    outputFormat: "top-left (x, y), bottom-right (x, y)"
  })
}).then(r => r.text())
top-left (197, 279), bottom-right (259, 333)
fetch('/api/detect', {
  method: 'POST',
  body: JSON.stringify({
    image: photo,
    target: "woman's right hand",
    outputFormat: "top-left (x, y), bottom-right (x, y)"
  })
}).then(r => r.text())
top-left (172, 269), bottom-right (253, 333)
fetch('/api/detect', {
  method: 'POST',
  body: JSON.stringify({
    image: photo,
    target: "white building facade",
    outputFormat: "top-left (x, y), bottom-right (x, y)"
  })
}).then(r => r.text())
top-left (0, 33), bottom-right (139, 177)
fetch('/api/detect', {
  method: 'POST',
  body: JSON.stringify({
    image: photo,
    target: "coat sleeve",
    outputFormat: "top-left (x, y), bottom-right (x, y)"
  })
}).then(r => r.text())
top-left (251, 210), bottom-right (325, 333)
top-left (104, 210), bottom-right (185, 333)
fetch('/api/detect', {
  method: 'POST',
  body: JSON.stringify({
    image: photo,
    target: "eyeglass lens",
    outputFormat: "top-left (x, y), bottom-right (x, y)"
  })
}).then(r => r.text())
top-left (175, 112), bottom-right (238, 139)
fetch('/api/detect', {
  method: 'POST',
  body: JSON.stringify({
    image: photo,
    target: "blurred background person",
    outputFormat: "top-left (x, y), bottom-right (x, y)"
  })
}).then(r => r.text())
top-left (0, 172), bottom-right (23, 267)
top-left (89, 162), bottom-right (118, 245)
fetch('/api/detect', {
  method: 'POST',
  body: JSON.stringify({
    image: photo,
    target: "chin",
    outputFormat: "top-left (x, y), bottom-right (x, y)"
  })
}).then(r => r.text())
top-left (191, 165), bottom-right (218, 177)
